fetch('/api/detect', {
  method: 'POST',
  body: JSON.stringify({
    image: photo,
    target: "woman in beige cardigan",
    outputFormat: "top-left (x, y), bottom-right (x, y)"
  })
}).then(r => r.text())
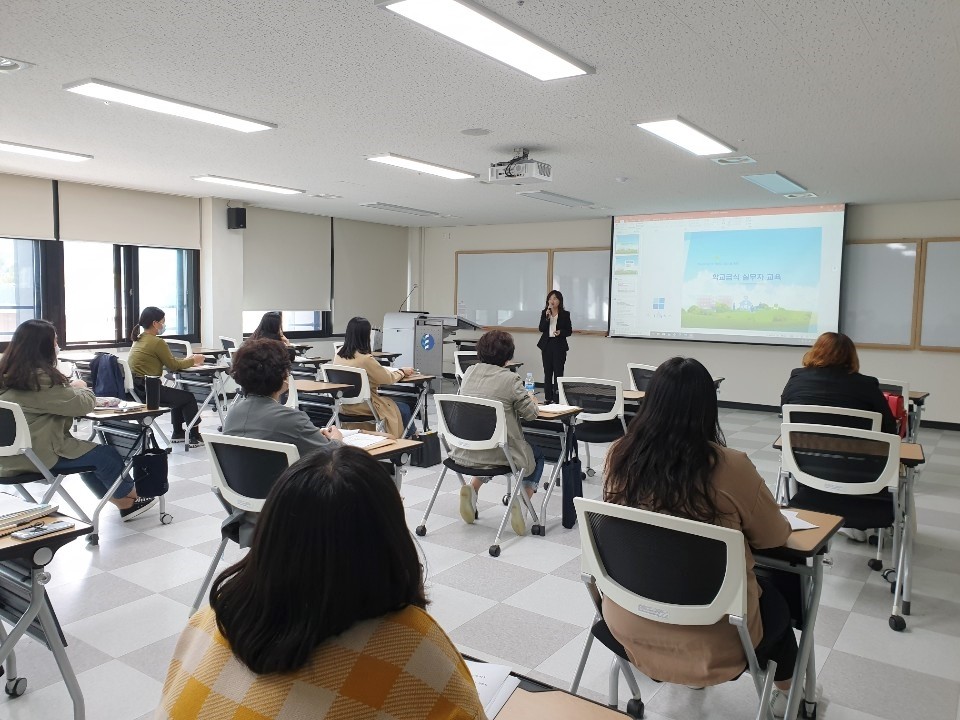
top-left (333, 317), bottom-right (415, 439)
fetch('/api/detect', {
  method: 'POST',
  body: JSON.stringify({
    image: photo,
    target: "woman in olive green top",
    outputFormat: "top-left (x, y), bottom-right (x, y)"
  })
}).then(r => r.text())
top-left (0, 320), bottom-right (157, 520)
top-left (127, 307), bottom-right (206, 447)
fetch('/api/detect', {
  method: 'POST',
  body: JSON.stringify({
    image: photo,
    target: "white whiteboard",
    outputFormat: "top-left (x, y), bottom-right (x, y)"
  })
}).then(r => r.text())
top-left (840, 242), bottom-right (916, 346)
top-left (920, 240), bottom-right (960, 348)
top-left (553, 249), bottom-right (610, 332)
top-left (456, 252), bottom-right (549, 328)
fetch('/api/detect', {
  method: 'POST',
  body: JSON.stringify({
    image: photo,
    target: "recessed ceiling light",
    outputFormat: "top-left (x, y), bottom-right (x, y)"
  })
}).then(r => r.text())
top-left (376, 0), bottom-right (594, 81)
top-left (742, 172), bottom-right (807, 194)
top-left (637, 118), bottom-right (734, 156)
top-left (63, 79), bottom-right (276, 132)
top-left (0, 140), bottom-right (92, 162)
top-left (312, 193), bottom-right (343, 199)
top-left (461, 128), bottom-right (492, 136)
top-left (711, 155), bottom-right (756, 165)
top-left (368, 153), bottom-right (476, 180)
top-left (194, 176), bottom-right (304, 194)
top-left (360, 202), bottom-right (441, 216)
top-left (517, 190), bottom-right (594, 208)
top-left (783, 192), bottom-right (818, 199)
top-left (0, 56), bottom-right (33, 74)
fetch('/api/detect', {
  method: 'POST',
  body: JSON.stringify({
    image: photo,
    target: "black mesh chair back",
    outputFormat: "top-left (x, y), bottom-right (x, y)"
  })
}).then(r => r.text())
top-left (561, 381), bottom-right (618, 416)
top-left (437, 396), bottom-right (498, 443)
top-left (0, 406), bottom-right (17, 449)
top-left (211, 442), bottom-right (292, 502)
top-left (323, 367), bottom-right (363, 399)
top-left (629, 366), bottom-right (656, 392)
top-left (587, 511), bottom-right (727, 606)
top-left (166, 341), bottom-right (190, 359)
top-left (789, 431), bottom-right (890, 485)
top-left (220, 337), bottom-right (237, 350)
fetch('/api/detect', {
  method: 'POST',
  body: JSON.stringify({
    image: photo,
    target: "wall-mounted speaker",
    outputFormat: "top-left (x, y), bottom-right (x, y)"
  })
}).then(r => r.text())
top-left (227, 207), bottom-right (246, 230)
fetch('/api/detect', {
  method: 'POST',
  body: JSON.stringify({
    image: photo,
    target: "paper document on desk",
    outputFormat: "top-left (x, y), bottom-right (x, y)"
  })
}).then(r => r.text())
top-left (465, 660), bottom-right (521, 719)
top-left (0, 494), bottom-right (58, 535)
top-left (781, 509), bottom-right (818, 531)
top-left (538, 403), bottom-right (578, 413)
top-left (341, 433), bottom-right (393, 451)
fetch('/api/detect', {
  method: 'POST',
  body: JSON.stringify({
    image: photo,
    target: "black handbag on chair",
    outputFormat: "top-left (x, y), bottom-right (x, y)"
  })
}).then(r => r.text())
top-left (561, 438), bottom-right (583, 529)
top-left (133, 434), bottom-right (171, 497)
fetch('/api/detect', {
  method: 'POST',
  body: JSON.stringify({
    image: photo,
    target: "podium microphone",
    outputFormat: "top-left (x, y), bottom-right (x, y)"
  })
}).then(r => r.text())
top-left (398, 283), bottom-right (419, 311)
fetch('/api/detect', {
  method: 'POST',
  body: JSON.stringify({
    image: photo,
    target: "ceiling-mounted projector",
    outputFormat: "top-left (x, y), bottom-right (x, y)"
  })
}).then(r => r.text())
top-left (487, 148), bottom-right (552, 185)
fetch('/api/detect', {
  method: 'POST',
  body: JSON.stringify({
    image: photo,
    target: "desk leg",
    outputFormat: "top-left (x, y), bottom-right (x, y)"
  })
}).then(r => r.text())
top-left (401, 384), bottom-right (428, 438)
top-left (184, 385), bottom-right (217, 452)
top-left (536, 423), bottom-right (568, 535)
top-left (38, 597), bottom-right (85, 720)
top-left (787, 557), bottom-right (823, 720)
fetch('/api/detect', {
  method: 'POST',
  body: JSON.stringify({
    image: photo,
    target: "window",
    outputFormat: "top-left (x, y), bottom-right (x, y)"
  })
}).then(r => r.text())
top-left (0, 238), bottom-right (40, 341)
top-left (242, 310), bottom-right (324, 337)
top-left (138, 247), bottom-right (197, 337)
top-left (63, 241), bottom-right (119, 343)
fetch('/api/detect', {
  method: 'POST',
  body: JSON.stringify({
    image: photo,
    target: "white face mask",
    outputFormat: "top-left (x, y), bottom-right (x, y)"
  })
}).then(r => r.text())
top-left (157, 322), bottom-right (166, 336)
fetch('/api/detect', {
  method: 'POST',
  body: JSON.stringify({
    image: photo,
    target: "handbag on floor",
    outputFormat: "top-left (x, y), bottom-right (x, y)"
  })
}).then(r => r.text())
top-left (133, 433), bottom-right (171, 497)
top-left (411, 430), bottom-right (441, 468)
top-left (561, 440), bottom-right (583, 529)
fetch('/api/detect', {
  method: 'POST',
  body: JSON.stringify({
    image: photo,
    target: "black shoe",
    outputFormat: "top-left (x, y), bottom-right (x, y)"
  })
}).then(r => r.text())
top-left (171, 430), bottom-right (186, 443)
top-left (120, 497), bottom-right (158, 521)
top-left (188, 433), bottom-right (204, 449)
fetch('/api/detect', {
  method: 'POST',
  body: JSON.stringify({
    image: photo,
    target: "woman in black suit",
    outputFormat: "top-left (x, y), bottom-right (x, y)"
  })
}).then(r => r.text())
top-left (538, 290), bottom-right (572, 404)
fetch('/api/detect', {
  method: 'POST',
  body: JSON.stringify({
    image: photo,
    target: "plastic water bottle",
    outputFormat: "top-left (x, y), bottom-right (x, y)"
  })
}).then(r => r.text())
top-left (524, 372), bottom-right (536, 396)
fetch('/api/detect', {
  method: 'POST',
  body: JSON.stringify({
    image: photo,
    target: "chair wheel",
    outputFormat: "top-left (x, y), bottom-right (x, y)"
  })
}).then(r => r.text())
top-left (626, 698), bottom-right (644, 718)
top-left (502, 494), bottom-right (509, 506)
top-left (415, 525), bottom-right (426, 536)
top-left (474, 509), bottom-right (479, 520)
top-left (5, 676), bottom-right (26, 697)
top-left (580, 472), bottom-right (586, 480)
top-left (489, 545), bottom-right (501, 557)
top-left (889, 614), bottom-right (906, 631)
top-left (160, 513), bottom-right (173, 525)
top-left (868, 534), bottom-right (879, 546)
top-left (801, 700), bottom-right (817, 719)
top-left (881, 569), bottom-right (896, 583)
top-left (586, 468), bottom-right (596, 477)
top-left (86, 533), bottom-right (99, 546)
top-left (531, 524), bottom-right (541, 536)
top-left (867, 558), bottom-right (882, 571)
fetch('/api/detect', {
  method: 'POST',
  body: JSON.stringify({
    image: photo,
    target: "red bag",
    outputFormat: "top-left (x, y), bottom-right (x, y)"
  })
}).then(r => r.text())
top-left (883, 392), bottom-right (907, 438)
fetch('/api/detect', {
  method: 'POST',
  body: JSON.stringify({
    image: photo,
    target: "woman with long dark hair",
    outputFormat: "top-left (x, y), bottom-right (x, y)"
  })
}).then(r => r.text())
top-left (127, 306), bottom-right (206, 447)
top-left (248, 311), bottom-right (297, 361)
top-left (602, 357), bottom-right (798, 715)
top-left (157, 447), bottom-right (484, 719)
top-left (537, 289), bottom-right (572, 403)
top-left (333, 316), bottom-right (415, 438)
top-left (0, 320), bottom-right (156, 520)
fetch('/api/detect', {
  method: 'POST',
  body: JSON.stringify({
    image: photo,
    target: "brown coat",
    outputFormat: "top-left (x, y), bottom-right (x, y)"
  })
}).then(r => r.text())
top-left (602, 445), bottom-right (790, 686)
top-left (331, 353), bottom-right (407, 439)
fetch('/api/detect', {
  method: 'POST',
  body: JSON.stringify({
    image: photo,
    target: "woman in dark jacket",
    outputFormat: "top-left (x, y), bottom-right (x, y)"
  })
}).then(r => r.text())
top-left (537, 290), bottom-right (572, 404)
top-left (780, 331), bottom-right (897, 434)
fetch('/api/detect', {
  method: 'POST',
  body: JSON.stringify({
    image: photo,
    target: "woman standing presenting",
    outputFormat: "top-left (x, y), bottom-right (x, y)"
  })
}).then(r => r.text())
top-left (537, 290), bottom-right (572, 404)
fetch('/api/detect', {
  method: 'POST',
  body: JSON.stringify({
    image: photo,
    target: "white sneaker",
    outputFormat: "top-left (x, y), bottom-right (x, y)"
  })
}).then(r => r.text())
top-left (771, 686), bottom-right (820, 719)
top-left (459, 485), bottom-right (478, 524)
top-left (840, 528), bottom-right (868, 542)
top-left (510, 498), bottom-right (527, 536)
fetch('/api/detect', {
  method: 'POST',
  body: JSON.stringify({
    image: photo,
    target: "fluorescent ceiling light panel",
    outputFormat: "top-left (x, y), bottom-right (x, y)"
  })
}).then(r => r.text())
top-left (360, 202), bottom-right (440, 216)
top-left (376, 0), bottom-right (594, 81)
top-left (368, 153), bottom-right (476, 179)
top-left (516, 190), bottom-right (593, 208)
top-left (742, 172), bottom-right (807, 194)
top-left (63, 79), bottom-right (276, 132)
top-left (637, 118), bottom-right (734, 156)
top-left (194, 175), bottom-right (304, 194)
top-left (0, 140), bottom-right (92, 162)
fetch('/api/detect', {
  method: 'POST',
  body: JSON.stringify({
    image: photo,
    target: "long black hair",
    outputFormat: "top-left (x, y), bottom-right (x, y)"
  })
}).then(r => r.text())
top-left (210, 446), bottom-right (427, 674)
top-left (249, 311), bottom-right (283, 341)
top-left (338, 316), bottom-right (371, 359)
top-left (604, 357), bottom-right (726, 523)
top-left (545, 289), bottom-right (565, 313)
top-left (131, 306), bottom-right (165, 341)
top-left (0, 319), bottom-right (68, 391)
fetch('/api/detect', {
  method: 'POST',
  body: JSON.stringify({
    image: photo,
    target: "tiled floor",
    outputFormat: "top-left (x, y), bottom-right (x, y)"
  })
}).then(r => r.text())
top-left (1, 407), bottom-right (958, 720)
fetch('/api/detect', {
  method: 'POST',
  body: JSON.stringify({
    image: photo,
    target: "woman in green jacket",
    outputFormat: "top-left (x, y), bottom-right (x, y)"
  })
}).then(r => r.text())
top-left (0, 320), bottom-right (156, 520)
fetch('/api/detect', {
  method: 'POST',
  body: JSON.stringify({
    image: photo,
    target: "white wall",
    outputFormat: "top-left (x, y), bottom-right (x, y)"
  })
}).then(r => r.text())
top-left (412, 205), bottom-right (960, 423)
top-left (200, 197), bottom-right (244, 347)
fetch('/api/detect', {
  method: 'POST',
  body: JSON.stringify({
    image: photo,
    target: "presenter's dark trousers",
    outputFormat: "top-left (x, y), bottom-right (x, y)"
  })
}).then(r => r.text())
top-left (541, 343), bottom-right (567, 404)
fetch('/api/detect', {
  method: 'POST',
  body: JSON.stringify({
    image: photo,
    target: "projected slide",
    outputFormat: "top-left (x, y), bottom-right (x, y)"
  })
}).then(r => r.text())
top-left (609, 206), bottom-right (845, 346)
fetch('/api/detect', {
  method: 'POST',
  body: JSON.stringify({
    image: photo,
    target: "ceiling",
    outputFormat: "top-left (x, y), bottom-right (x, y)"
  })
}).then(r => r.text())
top-left (2, 0), bottom-right (959, 228)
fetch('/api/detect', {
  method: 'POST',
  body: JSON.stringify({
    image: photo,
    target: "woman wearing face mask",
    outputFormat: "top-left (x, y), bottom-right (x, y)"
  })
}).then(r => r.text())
top-left (127, 307), bottom-right (206, 448)
top-left (537, 290), bottom-right (572, 404)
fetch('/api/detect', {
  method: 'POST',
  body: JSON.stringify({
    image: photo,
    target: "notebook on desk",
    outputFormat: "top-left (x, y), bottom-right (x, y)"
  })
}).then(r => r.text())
top-left (340, 430), bottom-right (394, 451)
top-left (0, 495), bottom-right (58, 536)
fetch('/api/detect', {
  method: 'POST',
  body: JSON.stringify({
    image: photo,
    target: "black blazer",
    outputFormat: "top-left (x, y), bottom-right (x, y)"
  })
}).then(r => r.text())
top-left (537, 309), bottom-right (572, 352)
top-left (780, 366), bottom-right (897, 434)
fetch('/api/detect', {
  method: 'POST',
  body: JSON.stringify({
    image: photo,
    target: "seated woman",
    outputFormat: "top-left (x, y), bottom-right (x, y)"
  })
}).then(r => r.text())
top-left (0, 320), bottom-right (156, 520)
top-left (157, 447), bottom-right (484, 720)
top-left (450, 329), bottom-right (544, 537)
top-left (248, 311), bottom-right (296, 361)
top-left (333, 317), bottom-right (415, 439)
top-left (602, 357), bottom-right (798, 716)
top-left (222, 338), bottom-right (342, 456)
top-left (127, 306), bottom-right (206, 448)
top-left (781, 331), bottom-right (896, 434)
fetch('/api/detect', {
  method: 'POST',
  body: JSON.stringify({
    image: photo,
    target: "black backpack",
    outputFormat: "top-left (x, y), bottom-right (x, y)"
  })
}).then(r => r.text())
top-left (89, 353), bottom-right (125, 398)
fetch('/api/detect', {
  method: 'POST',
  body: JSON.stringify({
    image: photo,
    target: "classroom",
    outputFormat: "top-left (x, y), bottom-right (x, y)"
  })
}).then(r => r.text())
top-left (1, 2), bottom-right (959, 719)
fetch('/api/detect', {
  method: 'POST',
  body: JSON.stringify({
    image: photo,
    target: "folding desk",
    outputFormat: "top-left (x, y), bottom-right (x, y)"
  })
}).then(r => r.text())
top-left (177, 365), bottom-right (231, 450)
top-left (521, 406), bottom-right (582, 536)
top-left (382, 373), bottom-right (436, 438)
top-left (0, 514), bottom-right (92, 720)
